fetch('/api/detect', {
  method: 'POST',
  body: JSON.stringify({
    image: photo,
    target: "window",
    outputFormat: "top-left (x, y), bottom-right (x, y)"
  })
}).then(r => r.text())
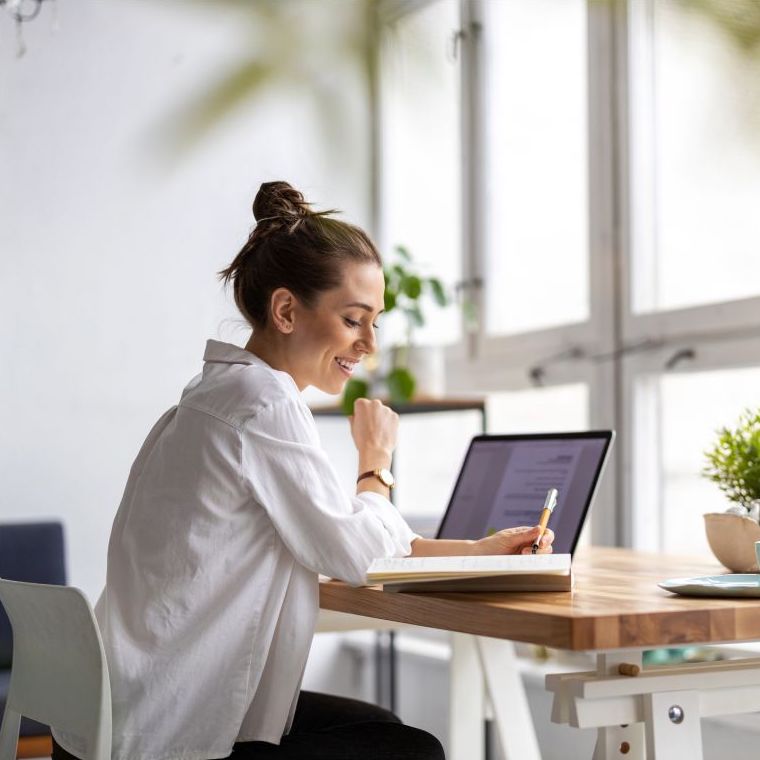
top-left (632, 362), bottom-right (760, 553)
top-left (379, 0), bottom-right (462, 346)
top-left (487, 384), bottom-right (588, 435)
top-left (377, 0), bottom-right (760, 551)
top-left (624, 0), bottom-right (760, 551)
top-left (481, 0), bottom-right (589, 335)
top-left (629, 0), bottom-right (760, 313)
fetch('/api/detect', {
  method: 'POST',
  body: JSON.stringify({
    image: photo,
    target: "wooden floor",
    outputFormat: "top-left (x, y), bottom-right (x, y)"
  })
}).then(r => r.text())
top-left (320, 547), bottom-right (760, 650)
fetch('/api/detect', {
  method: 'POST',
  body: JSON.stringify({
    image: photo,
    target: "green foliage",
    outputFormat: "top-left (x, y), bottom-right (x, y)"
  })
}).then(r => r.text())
top-left (341, 378), bottom-right (369, 415)
top-left (386, 367), bottom-right (415, 404)
top-left (703, 408), bottom-right (760, 506)
top-left (382, 245), bottom-right (451, 343)
top-left (340, 367), bottom-right (416, 412)
top-left (340, 245), bottom-right (452, 413)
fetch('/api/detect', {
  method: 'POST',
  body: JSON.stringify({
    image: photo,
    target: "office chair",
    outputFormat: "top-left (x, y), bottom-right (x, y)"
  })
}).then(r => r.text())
top-left (0, 579), bottom-right (111, 760)
top-left (0, 522), bottom-right (66, 757)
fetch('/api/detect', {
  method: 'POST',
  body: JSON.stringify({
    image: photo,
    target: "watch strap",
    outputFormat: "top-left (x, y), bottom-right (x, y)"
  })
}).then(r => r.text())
top-left (357, 469), bottom-right (394, 488)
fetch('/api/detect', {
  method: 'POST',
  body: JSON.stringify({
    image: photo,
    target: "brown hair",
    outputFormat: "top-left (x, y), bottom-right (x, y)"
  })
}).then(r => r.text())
top-left (219, 181), bottom-right (382, 328)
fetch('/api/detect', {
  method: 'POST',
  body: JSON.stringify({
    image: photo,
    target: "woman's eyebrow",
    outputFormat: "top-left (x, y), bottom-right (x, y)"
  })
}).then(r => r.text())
top-left (344, 302), bottom-right (385, 314)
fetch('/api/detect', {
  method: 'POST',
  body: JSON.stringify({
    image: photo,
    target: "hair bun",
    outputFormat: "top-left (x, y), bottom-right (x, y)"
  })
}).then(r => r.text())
top-left (253, 181), bottom-right (311, 223)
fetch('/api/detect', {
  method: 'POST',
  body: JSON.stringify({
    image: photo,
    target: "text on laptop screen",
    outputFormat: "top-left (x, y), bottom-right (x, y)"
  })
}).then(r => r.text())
top-left (436, 435), bottom-right (612, 554)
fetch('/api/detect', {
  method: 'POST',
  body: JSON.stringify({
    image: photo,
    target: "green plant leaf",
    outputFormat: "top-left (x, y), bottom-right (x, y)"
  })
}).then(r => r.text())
top-left (428, 277), bottom-right (449, 307)
top-left (401, 275), bottom-right (422, 299)
top-left (406, 304), bottom-right (425, 327)
top-left (155, 59), bottom-right (275, 160)
top-left (703, 408), bottom-right (760, 505)
top-left (391, 263), bottom-right (406, 281)
top-left (383, 243), bottom-right (456, 338)
top-left (387, 367), bottom-right (415, 404)
top-left (341, 378), bottom-right (369, 415)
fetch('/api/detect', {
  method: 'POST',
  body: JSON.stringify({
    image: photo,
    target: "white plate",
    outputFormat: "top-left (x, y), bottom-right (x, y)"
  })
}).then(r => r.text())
top-left (659, 574), bottom-right (760, 598)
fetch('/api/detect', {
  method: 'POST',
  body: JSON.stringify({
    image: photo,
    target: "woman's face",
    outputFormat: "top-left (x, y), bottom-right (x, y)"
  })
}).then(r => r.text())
top-left (289, 261), bottom-right (385, 394)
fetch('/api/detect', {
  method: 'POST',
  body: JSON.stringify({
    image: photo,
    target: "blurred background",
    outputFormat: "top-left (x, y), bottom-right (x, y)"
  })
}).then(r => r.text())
top-left (2, 0), bottom-right (760, 757)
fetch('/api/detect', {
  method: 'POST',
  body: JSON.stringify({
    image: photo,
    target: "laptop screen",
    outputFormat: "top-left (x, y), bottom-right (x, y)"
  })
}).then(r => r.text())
top-left (435, 431), bottom-right (615, 554)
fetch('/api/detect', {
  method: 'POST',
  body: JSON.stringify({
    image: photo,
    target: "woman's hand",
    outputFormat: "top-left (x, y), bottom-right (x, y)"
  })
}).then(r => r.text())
top-left (350, 398), bottom-right (399, 474)
top-left (472, 526), bottom-right (555, 556)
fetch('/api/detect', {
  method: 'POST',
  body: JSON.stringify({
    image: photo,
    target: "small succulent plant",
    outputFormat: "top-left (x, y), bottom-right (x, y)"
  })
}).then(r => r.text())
top-left (703, 408), bottom-right (760, 514)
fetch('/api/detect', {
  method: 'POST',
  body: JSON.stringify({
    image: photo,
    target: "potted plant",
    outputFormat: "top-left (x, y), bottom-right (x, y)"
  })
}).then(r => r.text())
top-left (341, 245), bottom-right (452, 414)
top-left (702, 408), bottom-right (760, 572)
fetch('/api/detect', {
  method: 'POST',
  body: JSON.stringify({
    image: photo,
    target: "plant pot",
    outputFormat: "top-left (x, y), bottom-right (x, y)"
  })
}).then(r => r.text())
top-left (392, 345), bottom-right (445, 399)
top-left (703, 512), bottom-right (760, 573)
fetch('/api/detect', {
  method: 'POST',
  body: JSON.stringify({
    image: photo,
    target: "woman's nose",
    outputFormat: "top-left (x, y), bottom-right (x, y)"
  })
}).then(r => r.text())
top-left (356, 324), bottom-right (377, 355)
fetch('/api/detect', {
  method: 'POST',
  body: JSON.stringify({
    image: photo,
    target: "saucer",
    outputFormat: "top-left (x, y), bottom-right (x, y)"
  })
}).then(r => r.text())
top-left (659, 574), bottom-right (760, 598)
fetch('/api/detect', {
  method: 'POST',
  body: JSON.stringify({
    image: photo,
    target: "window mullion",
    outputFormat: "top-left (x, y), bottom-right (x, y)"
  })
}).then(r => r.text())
top-left (459, 0), bottom-right (485, 361)
top-left (586, 0), bottom-right (627, 546)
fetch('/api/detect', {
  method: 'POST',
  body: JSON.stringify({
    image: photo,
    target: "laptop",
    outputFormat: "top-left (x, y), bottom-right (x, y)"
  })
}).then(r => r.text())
top-left (435, 431), bottom-right (615, 555)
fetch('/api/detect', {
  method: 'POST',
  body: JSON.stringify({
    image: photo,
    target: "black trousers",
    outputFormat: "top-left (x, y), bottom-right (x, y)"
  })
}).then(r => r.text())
top-left (51, 691), bottom-right (445, 760)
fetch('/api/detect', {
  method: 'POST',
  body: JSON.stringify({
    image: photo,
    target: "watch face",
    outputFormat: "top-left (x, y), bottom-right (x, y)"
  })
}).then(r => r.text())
top-left (378, 468), bottom-right (395, 487)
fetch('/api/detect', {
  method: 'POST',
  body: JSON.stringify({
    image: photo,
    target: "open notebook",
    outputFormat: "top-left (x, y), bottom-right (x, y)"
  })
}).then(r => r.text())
top-left (366, 553), bottom-right (572, 593)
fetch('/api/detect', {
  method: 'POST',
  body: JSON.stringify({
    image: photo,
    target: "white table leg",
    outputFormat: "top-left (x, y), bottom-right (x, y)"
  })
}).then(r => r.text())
top-left (475, 637), bottom-right (541, 760)
top-left (591, 653), bottom-right (646, 760)
top-left (449, 633), bottom-right (485, 760)
top-left (644, 690), bottom-right (702, 759)
top-left (548, 650), bottom-right (711, 759)
top-left (592, 725), bottom-right (646, 760)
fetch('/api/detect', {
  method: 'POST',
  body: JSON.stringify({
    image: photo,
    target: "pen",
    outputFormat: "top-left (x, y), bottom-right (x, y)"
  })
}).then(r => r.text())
top-left (532, 488), bottom-right (558, 554)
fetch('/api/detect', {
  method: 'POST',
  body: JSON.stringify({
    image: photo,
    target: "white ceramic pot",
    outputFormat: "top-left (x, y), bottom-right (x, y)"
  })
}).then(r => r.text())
top-left (703, 512), bottom-right (760, 573)
top-left (401, 345), bottom-right (446, 399)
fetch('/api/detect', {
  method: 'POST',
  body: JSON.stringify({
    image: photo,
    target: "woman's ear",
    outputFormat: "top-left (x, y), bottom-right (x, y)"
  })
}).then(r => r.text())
top-left (269, 288), bottom-right (296, 334)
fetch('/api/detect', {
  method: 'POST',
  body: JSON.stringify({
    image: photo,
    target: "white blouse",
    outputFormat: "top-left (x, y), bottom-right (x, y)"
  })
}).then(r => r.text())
top-left (52, 340), bottom-right (417, 760)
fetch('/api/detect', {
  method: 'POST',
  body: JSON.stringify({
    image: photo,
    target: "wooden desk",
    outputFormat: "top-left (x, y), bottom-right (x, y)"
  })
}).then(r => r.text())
top-left (320, 547), bottom-right (760, 759)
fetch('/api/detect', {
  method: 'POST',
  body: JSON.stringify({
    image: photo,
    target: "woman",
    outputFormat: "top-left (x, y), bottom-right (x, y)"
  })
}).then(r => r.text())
top-left (51, 181), bottom-right (553, 760)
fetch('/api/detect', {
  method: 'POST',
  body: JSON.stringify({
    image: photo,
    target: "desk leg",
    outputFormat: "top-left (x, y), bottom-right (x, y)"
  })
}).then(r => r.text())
top-left (592, 725), bottom-right (646, 760)
top-left (593, 651), bottom-right (647, 760)
top-left (591, 653), bottom-right (646, 760)
top-left (373, 630), bottom-right (397, 712)
top-left (644, 690), bottom-right (702, 759)
top-left (475, 637), bottom-right (541, 760)
top-left (549, 650), bottom-right (716, 759)
top-left (449, 633), bottom-right (485, 760)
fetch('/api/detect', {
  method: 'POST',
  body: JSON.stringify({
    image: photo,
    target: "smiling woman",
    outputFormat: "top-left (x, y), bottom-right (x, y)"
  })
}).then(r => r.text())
top-left (250, 260), bottom-right (384, 394)
top-left (50, 181), bottom-right (552, 760)
top-left (219, 182), bottom-right (386, 395)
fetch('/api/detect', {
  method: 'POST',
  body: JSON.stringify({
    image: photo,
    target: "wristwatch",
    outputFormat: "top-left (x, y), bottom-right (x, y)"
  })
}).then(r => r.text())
top-left (357, 468), bottom-right (395, 489)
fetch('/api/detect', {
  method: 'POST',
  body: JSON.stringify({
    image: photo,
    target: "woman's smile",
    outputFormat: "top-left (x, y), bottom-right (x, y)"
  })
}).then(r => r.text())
top-left (335, 356), bottom-right (360, 377)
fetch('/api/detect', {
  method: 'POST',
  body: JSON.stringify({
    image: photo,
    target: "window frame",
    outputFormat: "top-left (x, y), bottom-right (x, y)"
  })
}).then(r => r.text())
top-left (374, 0), bottom-right (760, 551)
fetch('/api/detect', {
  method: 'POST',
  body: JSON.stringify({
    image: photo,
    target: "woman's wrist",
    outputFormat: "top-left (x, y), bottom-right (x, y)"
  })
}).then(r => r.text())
top-left (470, 538), bottom-right (489, 556)
top-left (409, 537), bottom-right (478, 557)
top-left (357, 448), bottom-right (393, 474)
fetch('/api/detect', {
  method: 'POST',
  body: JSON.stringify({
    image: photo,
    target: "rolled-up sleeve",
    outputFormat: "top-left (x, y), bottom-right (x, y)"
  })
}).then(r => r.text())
top-left (241, 399), bottom-right (417, 586)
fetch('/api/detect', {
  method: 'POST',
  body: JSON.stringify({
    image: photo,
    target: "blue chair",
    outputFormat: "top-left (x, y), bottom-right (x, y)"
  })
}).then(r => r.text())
top-left (0, 522), bottom-right (66, 757)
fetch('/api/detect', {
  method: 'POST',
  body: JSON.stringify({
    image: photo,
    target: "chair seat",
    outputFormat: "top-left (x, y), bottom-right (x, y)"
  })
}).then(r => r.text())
top-left (0, 670), bottom-right (50, 737)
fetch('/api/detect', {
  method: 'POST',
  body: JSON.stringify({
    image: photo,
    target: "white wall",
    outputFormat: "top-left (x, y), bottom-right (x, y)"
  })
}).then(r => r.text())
top-left (0, 0), bottom-right (372, 602)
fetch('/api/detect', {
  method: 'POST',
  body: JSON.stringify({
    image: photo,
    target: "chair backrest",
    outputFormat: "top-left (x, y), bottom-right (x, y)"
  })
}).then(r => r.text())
top-left (0, 522), bottom-right (67, 669)
top-left (0, 580), bottom-right (111, 760)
